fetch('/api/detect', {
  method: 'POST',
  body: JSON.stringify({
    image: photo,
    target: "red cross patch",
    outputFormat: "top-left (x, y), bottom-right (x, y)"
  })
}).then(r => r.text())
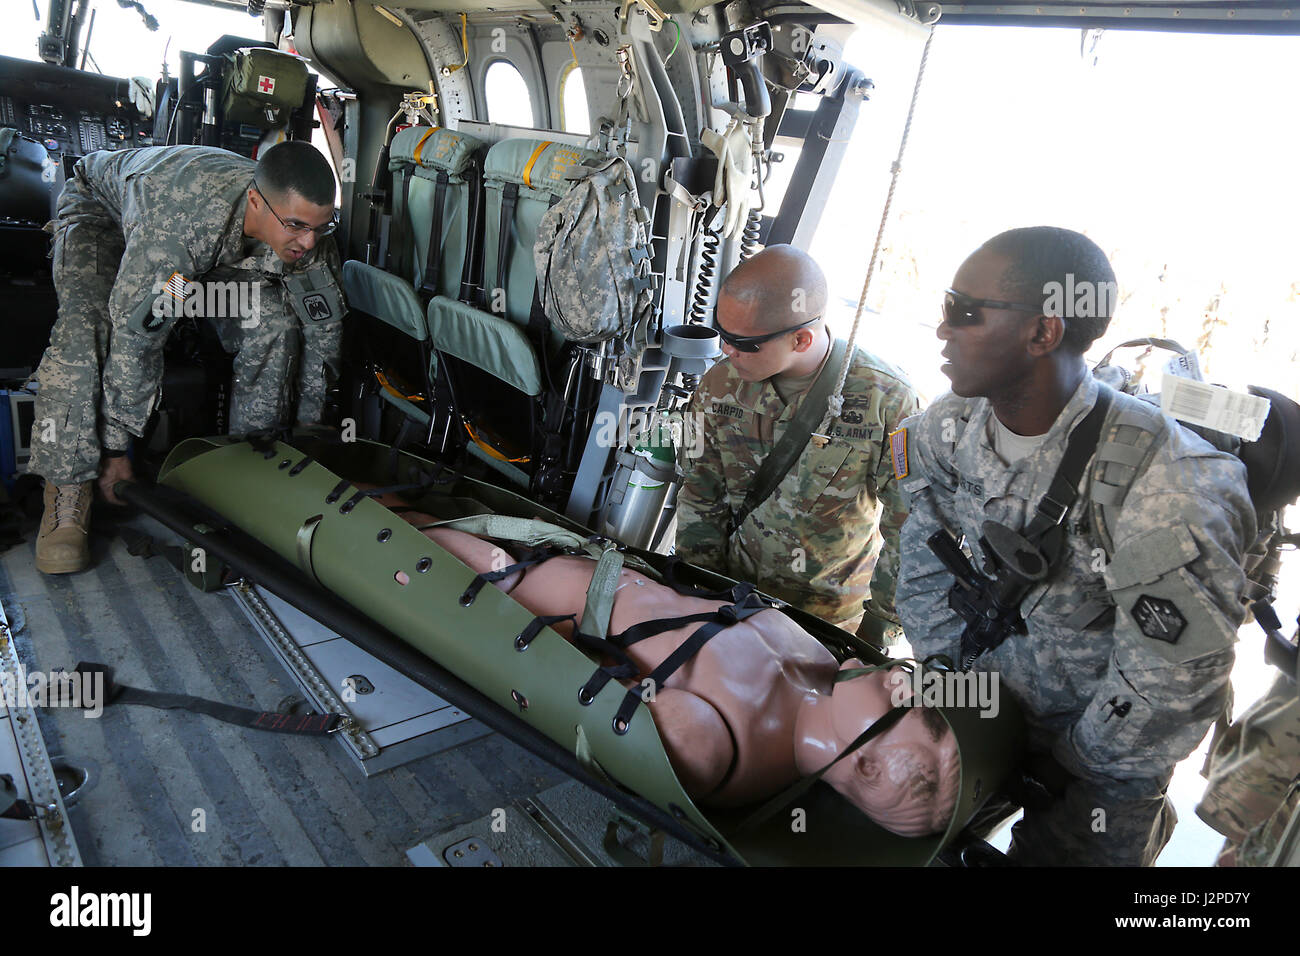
top-left (257, 75), bottom-right (276, 94)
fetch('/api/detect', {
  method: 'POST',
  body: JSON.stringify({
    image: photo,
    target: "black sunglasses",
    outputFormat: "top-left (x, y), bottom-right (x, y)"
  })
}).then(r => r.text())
top-left (253, 182), bottom-right (339, 238)
top-left (715, 315), bottom-right (822, 353)
top-left (942, 288), bottom-right (1042, 327)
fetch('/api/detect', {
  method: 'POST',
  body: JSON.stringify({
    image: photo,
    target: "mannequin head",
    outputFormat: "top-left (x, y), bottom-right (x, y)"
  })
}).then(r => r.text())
top-left (795, 661), bottom-right (961, 837)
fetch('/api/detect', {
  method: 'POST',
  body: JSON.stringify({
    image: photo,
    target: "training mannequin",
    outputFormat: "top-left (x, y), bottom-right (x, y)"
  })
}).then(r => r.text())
top-left (385, 499), bottom-right (961, 837)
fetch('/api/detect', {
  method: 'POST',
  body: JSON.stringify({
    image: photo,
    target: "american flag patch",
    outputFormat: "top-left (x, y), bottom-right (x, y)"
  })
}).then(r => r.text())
top-left (164, 271), bottom-right (190, 301)
top-left (889, 427), bottom-right (909, 480)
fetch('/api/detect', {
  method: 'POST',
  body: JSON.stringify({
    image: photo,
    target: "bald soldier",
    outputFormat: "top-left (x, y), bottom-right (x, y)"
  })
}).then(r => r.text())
top-left (31, 141), bottom-right (346, 574)
top-left (675, 245), bottom-right (920, 641)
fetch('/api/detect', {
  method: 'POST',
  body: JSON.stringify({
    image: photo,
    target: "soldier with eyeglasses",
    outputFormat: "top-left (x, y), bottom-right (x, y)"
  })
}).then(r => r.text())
top-left (674, 244), bottom-right (921, 643)
top-left (30, 140), bottom-right (346, 574)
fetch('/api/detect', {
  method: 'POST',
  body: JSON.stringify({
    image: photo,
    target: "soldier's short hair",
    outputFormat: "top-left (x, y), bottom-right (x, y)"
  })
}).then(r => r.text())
top-left (255, 141), bottom-right (336, 207)
top-left (981, 226), bottom-right (1117, 355)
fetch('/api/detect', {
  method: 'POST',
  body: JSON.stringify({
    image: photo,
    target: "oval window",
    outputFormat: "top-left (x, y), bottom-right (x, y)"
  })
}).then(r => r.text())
top-left (561, 65), bottom-right (591, 135)
top-left (485, 60), bottom-right (535, 128)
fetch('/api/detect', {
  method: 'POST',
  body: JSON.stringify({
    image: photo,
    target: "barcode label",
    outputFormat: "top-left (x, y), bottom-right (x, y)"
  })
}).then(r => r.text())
top-left (1160, 373), bottom-right (1270, 441)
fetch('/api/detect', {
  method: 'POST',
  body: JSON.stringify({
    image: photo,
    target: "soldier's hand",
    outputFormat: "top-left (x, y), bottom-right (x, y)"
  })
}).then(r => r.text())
top-left (98, 455), bottom-right (136, 506)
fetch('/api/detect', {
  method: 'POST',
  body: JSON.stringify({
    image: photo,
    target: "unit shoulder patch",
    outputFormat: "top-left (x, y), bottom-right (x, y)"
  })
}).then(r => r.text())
top-left (1131, 594), bottom-right (1186, 643)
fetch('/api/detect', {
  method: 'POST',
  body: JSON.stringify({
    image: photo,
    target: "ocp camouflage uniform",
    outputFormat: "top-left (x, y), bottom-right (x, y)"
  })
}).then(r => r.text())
top-left (29, 145), bottom-right (345, 484)
top-left (1197, 674), bottom-right (1300, 866)
top-left (895, 375), bottom-right (1255, 866)
top-left (675, 344), bottom-right (920, 637)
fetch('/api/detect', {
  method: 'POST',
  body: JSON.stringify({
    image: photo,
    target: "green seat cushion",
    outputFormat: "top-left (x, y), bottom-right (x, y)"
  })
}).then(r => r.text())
top-left (426, 295), bottom-right (542, 397)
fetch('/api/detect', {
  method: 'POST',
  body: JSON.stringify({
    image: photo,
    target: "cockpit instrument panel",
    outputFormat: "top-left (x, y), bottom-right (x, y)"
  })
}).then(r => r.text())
top-left (0, 54), bottom-right (149, 159)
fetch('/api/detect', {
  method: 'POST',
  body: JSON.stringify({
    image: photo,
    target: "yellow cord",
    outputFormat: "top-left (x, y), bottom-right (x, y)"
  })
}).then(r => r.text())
top-left (446, 13), bottom-right (469, 74)
top-left (375, 369), bottom-right (426, 403)
top-left (463, 422), bottom-right (530, 463)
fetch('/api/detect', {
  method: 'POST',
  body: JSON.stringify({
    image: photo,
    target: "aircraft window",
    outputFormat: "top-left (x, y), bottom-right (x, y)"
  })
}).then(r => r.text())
top-left (485, 60), bottom-right (535, 128)
top-left (560, 64), bottom-right (591, 135)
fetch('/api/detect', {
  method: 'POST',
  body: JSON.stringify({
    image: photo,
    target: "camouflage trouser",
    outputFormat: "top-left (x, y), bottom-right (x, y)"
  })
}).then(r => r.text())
top-left (1197, 674), bottom-right (1300, 867)
top-left (1006, 775), bottom-right (1177, 866)
top-left (28, 180), bottom-right (302, 484)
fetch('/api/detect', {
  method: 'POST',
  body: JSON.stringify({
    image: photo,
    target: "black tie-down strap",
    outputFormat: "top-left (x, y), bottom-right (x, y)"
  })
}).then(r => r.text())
top-left (577, 582), bottom-right (772, 735)
top-left (1, 773), bottom-right (39, 821)
top-left (72, 663), bottom-right (344, 735)
top-left (457, 545), bottom-right (572, 607)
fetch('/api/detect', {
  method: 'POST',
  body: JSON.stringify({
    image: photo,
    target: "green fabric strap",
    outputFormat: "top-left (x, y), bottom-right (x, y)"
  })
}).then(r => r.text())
top-left (734, 701), bottom-right (911, 835)
top-left (579, 547), bottom-right (625, 642)
top-left (417, 513), bottom-right (591, 552)
top-left (730, 337), bottom-right (850, 537)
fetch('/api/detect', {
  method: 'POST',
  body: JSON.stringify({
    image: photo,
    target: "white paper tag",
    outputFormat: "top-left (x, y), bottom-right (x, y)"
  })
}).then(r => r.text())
top-left (1163, 350), bottom-right (1203, 382)
top-left (1160, 373), bottom-right (1271, 441)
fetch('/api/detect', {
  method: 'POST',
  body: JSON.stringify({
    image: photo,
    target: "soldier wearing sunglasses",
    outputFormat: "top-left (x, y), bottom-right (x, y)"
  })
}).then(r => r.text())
top-left (894, 226), bottom-right (1254, 865)
top-left (675, 245), bottom-right (921, 643)
top-left (31, 141), bottom-right (346, 575)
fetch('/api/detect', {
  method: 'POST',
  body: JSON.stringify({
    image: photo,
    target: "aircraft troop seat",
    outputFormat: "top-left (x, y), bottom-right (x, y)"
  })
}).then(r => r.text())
top-left (343, 125), bottom-right (487, 437)
top-left (347, 130), bottom-right (608, 497)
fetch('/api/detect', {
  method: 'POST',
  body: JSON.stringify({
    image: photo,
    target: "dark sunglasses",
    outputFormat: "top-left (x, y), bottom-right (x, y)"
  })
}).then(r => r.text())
top-left (942, 288), bottom-right (1042, 327)
top-left (715, 315), bottom-right (822, 353)
top-left (253, 182), bottom-right (339, 238)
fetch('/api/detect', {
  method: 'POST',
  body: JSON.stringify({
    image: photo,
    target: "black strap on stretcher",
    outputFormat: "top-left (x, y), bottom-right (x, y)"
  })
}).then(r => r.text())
top-left (71, 663), bottom-right (343, 735)
top-left (467, 545), bottom-right (780, 736)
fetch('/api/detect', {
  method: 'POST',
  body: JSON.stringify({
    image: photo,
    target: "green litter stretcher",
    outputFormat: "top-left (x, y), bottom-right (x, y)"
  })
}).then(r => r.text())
top-left (152, 431), bottom-right (1025, 866)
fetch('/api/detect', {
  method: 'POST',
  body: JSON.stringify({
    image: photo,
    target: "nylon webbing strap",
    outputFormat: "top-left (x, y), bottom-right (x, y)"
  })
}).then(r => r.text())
top-left (457, 545), bottom-right (567, 606)
top-left (579, 547), bottom-right (625, 643)
top-left (522, 140), bottom-right (553, 189)
top-left (72, 663), bottom-right (343, 735)
top-left (496, 182), bottom-right (519, 299)
top-left (1023, 389), bottom-right (1114, 541)
top-left (389, 166), bottom-right (413, 277)
top-left (461, 162), bottom-right (483, 301)
top-left (729, 338), bottom-right (849, 537)
top-left (417, 514), bottom-right (591, 552)
top-left (734, 702), bottom-right (912, 834)
top-left (610, 589), bottom-right (769, 734)
top-left (0, 774), bottom-right (37, 821)
top-left (420, 170), bottom-right (450, 299)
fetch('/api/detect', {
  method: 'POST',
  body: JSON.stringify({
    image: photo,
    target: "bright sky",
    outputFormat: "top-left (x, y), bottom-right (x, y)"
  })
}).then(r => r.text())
top-left (3, 1), bottom-right (259, 78)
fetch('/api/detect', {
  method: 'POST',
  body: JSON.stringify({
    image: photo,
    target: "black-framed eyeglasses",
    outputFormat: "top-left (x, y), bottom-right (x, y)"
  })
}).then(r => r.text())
top-left (253, 182), bottom-right (338, 238)
top-left (715, 315), bottom-right (822, 353)
top-left (942, 288), bottom-right (1042, 327)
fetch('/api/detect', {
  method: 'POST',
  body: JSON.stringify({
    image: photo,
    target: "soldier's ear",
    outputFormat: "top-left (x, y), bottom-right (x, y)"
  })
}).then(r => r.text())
top-left (1027, 314), bottom-right (1066, 356)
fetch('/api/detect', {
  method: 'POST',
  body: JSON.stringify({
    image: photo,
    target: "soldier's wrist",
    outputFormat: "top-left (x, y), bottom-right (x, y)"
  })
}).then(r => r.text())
top-left (103, 449), bottom-right (128, 459)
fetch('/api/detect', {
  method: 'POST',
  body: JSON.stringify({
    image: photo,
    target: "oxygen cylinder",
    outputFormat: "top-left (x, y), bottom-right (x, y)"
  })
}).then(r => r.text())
top-left (603, 418), bottom-right (678, 549)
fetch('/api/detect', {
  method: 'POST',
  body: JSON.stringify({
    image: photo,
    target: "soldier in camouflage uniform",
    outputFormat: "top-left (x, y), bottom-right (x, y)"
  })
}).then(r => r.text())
top-left (1198, 670), bottom-right (1300, 866)
top-left (895, 227), bottom-right (1255, 865)
top-left (30, 141), bottom-right (345, 574)
top-left (675, 245), bottom-right (920, 641)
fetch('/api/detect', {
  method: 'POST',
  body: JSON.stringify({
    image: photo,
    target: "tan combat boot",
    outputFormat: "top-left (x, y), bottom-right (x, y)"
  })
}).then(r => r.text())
top-left (35, 481), bottom-right (93, 574)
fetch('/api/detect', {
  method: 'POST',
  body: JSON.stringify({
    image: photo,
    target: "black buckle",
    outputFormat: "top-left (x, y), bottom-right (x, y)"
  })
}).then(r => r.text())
top-left (1037, 494), bottom-right (1070, 526)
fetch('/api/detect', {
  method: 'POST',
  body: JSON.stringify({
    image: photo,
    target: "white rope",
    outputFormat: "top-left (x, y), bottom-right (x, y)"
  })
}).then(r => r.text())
top-left (814, 27), bottom-right (937, 440)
